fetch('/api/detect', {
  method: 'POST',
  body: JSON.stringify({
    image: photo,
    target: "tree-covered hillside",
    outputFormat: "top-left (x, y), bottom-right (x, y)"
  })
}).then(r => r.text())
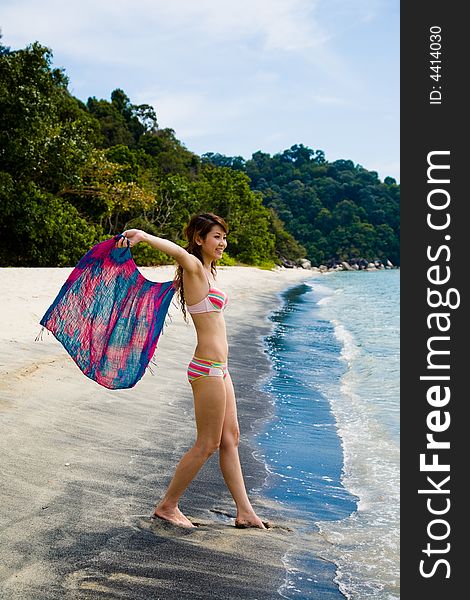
top-left (203, 146), bottom-right (400, 266)
top-left (0, 40), bottom-right (399, 268)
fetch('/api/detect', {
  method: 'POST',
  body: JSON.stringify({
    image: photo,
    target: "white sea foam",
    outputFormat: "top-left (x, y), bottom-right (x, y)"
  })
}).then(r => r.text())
top-left (308, 281), bottom-right (337, 307)
top-left (331, 318), bottom-right (361, 363)
top-left (261, 271), bottom-right (399, 599)
top-left (314, 270), bottom-right (400, 599)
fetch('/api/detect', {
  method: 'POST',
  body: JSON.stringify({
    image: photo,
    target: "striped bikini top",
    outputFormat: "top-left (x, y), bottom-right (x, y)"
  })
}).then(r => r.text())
top-left (186, 272), bottom-right (228, 314)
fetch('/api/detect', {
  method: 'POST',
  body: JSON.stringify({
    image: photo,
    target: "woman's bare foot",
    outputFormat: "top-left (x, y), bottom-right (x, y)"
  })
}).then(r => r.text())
top-left (234, 511), bottom-right (267, 529)
top-left (153, 504), bottom-right (196, 528)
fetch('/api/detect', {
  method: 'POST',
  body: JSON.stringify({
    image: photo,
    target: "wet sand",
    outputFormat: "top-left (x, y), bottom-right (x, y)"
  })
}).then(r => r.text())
top-left (0, 264), bottom-right (339, 599)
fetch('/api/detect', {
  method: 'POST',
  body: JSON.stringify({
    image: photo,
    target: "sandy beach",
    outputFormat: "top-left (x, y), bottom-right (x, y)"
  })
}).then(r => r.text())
top-left (0, 264), bottom-right (337, 600)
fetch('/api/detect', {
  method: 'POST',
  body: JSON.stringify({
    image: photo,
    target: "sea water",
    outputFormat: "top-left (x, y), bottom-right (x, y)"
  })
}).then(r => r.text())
top-left (255, 269), bottom-right (399, 600)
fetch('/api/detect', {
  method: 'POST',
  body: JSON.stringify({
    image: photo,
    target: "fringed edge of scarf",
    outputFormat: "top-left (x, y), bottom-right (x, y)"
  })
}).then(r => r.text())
top-left (35, 326), bottom-right (49, 342)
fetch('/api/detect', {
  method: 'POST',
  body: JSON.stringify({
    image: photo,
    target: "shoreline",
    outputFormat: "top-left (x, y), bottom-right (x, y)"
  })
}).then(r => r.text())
top-left (253, 282), bottom-right (356, 600)
top-left (311, 269), bottom-right (400, 599)
top-left (0, 265), bottom-right (342, 599)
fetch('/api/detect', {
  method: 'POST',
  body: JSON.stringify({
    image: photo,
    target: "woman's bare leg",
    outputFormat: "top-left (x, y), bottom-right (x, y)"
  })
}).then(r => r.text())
top-left (154, 376), bottom-right (226, 527)
top-left (218, 373), bottom-right (266, 528)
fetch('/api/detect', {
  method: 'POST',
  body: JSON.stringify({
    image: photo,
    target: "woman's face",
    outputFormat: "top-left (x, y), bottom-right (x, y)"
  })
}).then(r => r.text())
top-left (199, 225), bottom-right (227, 260)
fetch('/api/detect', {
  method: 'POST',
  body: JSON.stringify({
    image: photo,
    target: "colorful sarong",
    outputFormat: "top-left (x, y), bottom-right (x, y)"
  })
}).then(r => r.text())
top-left (39, 235), bottom-right (175, 389)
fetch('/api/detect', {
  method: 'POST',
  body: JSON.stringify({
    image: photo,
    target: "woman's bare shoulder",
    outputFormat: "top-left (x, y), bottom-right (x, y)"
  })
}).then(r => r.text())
top-left (175, 249), bottom-right (201, 274)
top-left (182, 259), bottom-right (206, 285)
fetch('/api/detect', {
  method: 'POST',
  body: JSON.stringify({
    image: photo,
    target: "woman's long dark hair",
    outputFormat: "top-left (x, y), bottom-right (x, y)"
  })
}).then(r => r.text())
top-left (174, 213), bottom-right (228, 321)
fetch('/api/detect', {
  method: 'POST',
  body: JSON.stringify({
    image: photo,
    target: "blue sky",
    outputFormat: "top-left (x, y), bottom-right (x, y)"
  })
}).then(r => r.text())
top-left (1, 0), bottom-right (399, 181)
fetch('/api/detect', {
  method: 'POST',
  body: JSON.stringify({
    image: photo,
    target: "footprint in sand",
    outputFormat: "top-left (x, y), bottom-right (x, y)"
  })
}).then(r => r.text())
top-left (135, 515), bottom-right (204, 537)
top-left (209, 509), bottom-right (290, 531)
top-left (134, 512), bottom-right (291, 536)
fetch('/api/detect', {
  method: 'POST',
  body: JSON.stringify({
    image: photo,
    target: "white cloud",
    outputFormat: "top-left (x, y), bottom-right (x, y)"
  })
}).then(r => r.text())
top-left (2, 0), bottom-right (328, 59)
top-left (1, 0), bottom-right (399, 180)
top-left (1, 0), bottom-right (367, 91)
top-left (134, 88), bottom-right (220, 139)
top-left (135, 84), bottom-right (269, 142)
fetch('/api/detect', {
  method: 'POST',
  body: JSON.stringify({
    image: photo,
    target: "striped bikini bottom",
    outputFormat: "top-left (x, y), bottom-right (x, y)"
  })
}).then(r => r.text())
top-left (187, 356), bottom-right (229, 384)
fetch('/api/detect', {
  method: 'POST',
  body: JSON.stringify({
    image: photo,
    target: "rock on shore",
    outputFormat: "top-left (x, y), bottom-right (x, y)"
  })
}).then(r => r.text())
top-left (278, 256), bottom-right (398, 272)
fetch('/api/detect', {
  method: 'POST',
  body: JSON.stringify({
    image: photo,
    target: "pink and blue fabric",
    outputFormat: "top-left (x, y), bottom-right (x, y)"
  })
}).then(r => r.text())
top-left (40, 235), bottom-right (175, 390)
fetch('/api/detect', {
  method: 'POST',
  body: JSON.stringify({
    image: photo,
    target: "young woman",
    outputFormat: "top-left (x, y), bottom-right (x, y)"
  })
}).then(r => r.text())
top-left (116, 213), bottom-right (266, 529)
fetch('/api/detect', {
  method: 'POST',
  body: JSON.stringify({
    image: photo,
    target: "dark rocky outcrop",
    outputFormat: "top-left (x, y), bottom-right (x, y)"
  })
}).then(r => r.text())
top-left (278, 255), bottom-right (398, 272)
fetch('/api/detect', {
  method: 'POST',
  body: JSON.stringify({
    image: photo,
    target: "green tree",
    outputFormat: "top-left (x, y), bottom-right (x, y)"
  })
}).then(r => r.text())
top-left (0, 42), bottom-right (99, 192)
top-left (0, 178), bottom-right (99, 266)
top-left (1, 36), bottom-right (399, 268)
top-left (206, 144), bottom-right (400, 265)
top-left (191, 166), bottom-right (276, 265)
top-left (0, 41), bottom-right (102, 265)
top-left (268, 208), bottom-right (306, 261)
top-left (87, 88), bottom-right (159, 148)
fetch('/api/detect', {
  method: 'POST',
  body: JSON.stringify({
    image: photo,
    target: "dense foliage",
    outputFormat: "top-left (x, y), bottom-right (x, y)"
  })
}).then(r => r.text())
top-left (1, 40), bottom-right (399, 268)
top-left (203, 146), bottom-right (400, 266)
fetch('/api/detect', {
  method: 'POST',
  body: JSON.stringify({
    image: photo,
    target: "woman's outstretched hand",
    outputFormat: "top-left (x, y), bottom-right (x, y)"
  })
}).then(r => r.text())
top-left (115, 229), bottom-right (146, 248)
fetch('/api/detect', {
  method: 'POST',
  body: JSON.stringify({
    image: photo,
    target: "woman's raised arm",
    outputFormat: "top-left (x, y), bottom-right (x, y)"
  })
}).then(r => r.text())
top-left (116, 229), bottom-right (200, 273)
